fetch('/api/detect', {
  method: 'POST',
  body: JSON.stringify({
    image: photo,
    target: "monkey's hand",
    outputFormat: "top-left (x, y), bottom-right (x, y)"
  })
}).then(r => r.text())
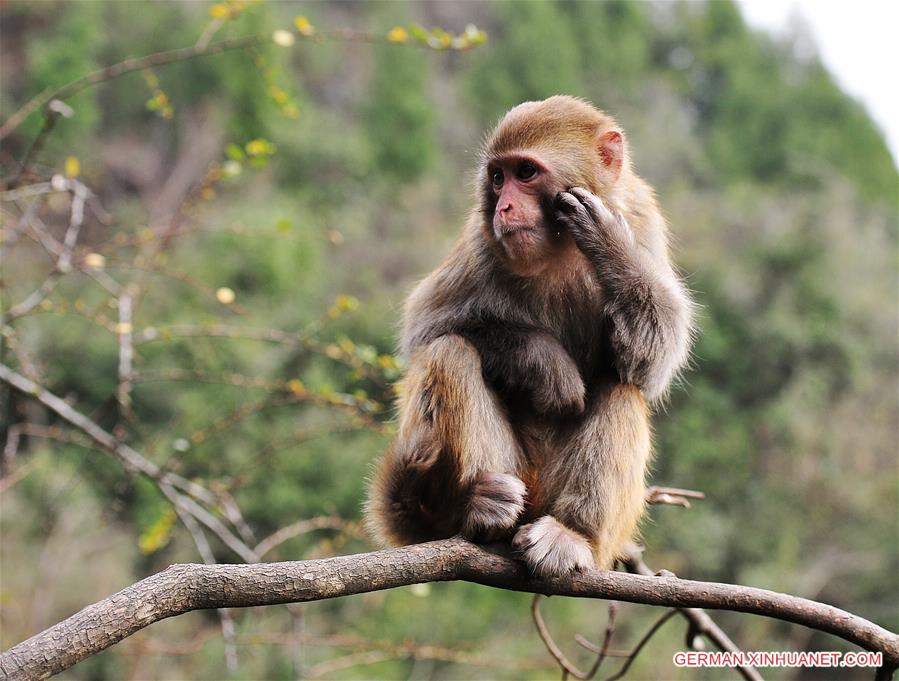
top-left (465, 327), bottom-right (585, 417)
top-left (554, 187), bottom-right (635, 259)
top-left (519, 335), bottom-right (586, 417)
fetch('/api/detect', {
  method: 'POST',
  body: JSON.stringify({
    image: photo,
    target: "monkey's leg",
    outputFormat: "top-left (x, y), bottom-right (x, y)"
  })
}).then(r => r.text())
top-left (513, 383), bottom-right (651, 577)
top-left (366, 335), bottom-right (525, 546)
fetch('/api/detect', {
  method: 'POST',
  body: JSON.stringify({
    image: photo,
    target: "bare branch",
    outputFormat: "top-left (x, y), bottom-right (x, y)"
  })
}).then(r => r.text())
top-left (622, 546), bottom-right (764, 681)
top-left (171, 499), bottom-right (238, 672)
top-left (1, 538), bottom-right (896, 680)
top-left (2, 178), bottom-right (90, 324)
top-left (646, 485), bottom-right (705, 508)
top-left (602, 609), bottom-right (679, 681)
top-left (0, 26), bottom-right (484, 143)
top-left (304, 650), bottom-right (391, 679)
top-left (0, 35), bottom-right (265, 143)
top-left (0, 363), bottom-right (257, 562)
top-left (254, 516), bottom-right (359, 559)
top-left (116, 292), bottom-right (134, 417)
top-left (532, 593), bottom-right (585, 679)
top-left (576, 601), bottom-right (620, 675)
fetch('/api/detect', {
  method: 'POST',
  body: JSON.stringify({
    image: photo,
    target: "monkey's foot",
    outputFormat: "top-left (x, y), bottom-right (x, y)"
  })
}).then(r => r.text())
top-left (512, 516), bottom-right (595, 578)
top-left (461, 472), bottom-right (526, 541)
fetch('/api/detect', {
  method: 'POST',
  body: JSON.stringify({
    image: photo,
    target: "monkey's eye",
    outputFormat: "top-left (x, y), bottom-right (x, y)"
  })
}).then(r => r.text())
top-left (491, 169), bottom-right (504, 187)
top-left (517, 161), bottom-right (538, 181)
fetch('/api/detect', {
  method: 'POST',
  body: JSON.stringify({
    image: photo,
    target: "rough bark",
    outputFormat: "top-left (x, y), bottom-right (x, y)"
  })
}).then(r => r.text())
top-left (1, 538), bottom-right (897, 680)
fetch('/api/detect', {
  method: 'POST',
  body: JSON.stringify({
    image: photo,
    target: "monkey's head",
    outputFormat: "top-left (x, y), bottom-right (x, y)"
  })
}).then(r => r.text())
top-left (479, 96), bottom-right (629, 275)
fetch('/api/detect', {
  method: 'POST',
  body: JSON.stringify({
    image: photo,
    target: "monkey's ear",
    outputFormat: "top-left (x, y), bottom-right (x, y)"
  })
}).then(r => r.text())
top-left (596, 130), bottom-right (623, 183)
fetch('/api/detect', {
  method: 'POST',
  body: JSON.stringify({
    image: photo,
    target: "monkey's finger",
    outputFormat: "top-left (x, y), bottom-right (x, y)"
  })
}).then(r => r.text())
top-left (569, 187), bottom-right (615, 226)
top-left (554, 191), bottom-right (593, 227)
top-left (554, 191), bottom-right (583, 214)
top-left (552, 192), bottom-right (583, 231)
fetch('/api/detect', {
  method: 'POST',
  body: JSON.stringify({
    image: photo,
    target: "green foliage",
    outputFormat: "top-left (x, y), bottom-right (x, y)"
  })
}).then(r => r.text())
top-left (18, 3), bottom-right (102, 147)
top-left (562, 0), bottom-right (652, 100)
top-left (464, 0), bottom-right (583, 125)
top-left (364, 43), bottom-right (436, 184)
top-left (664, 0), bottom-right (898, 204)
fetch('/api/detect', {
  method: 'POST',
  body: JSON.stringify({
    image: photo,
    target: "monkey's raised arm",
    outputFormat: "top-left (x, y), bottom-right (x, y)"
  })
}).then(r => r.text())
top-left (555, 188), bottom-right (693, 400)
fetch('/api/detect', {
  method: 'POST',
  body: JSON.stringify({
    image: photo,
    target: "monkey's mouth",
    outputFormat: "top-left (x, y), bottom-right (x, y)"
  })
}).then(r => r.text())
top-left (498, 224), bottom-right (537, 239)
top-left (498, 225), bottom-right (542, 257)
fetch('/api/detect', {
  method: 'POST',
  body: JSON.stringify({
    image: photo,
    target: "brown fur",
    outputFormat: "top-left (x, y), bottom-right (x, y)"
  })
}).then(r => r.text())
top-left (366, 96), bottom-right (693, 575)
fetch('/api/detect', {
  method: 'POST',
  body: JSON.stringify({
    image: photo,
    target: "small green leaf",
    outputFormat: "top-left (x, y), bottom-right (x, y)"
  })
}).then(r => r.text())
top-left (225, 143), bottom-right (245, 161)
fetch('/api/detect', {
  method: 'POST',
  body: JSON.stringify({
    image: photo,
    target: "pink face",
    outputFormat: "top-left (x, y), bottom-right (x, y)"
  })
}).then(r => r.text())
top-left (487, 154), bottom-right (558, 267)
top-left (484, 131), bottom-right (623, 275)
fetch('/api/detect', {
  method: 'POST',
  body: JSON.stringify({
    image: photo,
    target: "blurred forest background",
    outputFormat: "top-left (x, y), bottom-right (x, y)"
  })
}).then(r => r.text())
top-left (1, 1), bottom-right (896, 680)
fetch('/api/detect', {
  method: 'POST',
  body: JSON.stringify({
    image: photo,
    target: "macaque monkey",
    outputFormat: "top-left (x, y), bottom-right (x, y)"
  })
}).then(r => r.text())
top-left (366, 96), bottom-right (693, 577)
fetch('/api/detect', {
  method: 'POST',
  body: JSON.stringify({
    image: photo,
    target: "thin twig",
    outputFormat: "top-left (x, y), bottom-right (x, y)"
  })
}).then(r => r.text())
top-left (576, 601), bottom-right (620, 678)
top-left (0, 26), bottom-right (483, 143)
top-left (622, 545), bottom-right (763, 681)
top-left (210, 483), bottom-right (257, 547)
top-left (601, 609), bottom-right (679, 681)
top-left (2, 178), bottom-right (89, 324)
top-left (0, 458), bottom-right (38, 493)
top-left (116, 292), bottom-right (134, 418)
top-left (171, 501), bottom-right (239, 673)
top-left (303, 650), bottom-right (391, 679)
top-left (11, 101), bottom-right (72, 185)
top-left (532, 594), bottom-right (587, 680)
top-left (254, 516), bottom-right (358, 559)
top-left (0, 34), bottom-right (266, 142)
top-left (645, 485), bottom-right (705, 509)
top-left (0, 182), bottom-right (55, 202)
top-left (0, 363), bottom-right (258, 563)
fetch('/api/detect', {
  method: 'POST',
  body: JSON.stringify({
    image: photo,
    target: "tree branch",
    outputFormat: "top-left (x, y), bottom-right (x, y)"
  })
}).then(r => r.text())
top-left (622, 547), bottom-right (763, 681)
top-left (1, 537), bottom-right (896, 681)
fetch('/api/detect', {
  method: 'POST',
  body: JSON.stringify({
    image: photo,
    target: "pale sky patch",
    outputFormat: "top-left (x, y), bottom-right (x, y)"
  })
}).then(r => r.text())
top-left (738, 0), bottom-right (899, 164)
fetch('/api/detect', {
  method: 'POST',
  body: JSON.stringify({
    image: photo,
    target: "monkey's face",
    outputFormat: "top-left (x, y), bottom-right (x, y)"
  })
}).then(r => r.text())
top-left (485, 154), bottom-right (566, 272)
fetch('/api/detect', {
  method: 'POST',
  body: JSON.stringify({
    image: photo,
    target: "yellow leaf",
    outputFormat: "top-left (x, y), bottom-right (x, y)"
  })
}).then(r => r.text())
top-left (269, 85), bottom-right (289, 105)
top-left (64, 156), bottom-right (80, 179)
top-left (294, 15), bottom-right (314, 35)
top-left (209, 3), bottom-right (229, 18)
top-left (335, 294), bottom-right (359, 311)
top-left (387, 26), bottom-right (408, 43)
top-left (138, 509), bottom-right (176, 555)
top-left (245, 138), bottom-right (275, 157)
top-left (287, 379), bottom-right (306, 395)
